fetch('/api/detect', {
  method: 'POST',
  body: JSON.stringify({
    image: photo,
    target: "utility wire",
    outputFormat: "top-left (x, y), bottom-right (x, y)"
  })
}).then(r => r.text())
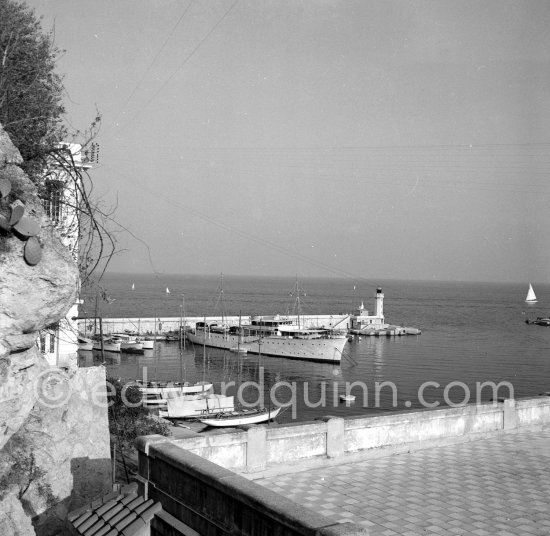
top-left (112, 0), bottom-right (194, 128)
top-left (118, 0), bottom-right (239, 132)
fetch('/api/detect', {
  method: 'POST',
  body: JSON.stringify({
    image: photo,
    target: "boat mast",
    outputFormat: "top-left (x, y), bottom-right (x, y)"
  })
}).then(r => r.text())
top-left (95, 294), bottom-right (105, 363)
top-left (202, 316), bottom-right (207, 395)
top-left (214, 272), bottom-right (227, 327)
top-left (180, 293), bottom-right (186, 350)
top-left (179, 294), bottom-right (184, 382)
top-left (290, 275), bottom-right (303, 329)
top-left (237, 311), bottom-right (242, 353)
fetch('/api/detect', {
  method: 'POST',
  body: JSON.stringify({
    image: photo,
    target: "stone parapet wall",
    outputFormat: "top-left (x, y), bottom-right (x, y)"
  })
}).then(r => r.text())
top-left (136, 396), bottom-right (550, 535)
top-left (137, 438), bottom-right (367, 536)
top-left (140, 396), bottom-right (550, 479)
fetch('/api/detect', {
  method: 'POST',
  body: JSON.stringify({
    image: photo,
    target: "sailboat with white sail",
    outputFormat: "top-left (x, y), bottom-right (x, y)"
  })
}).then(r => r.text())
top-left (525, 283), bottom-right (538, 304)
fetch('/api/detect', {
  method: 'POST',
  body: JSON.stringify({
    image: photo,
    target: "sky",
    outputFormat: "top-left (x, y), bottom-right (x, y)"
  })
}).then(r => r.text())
top-left (25, 0), bottom-right (550, 283)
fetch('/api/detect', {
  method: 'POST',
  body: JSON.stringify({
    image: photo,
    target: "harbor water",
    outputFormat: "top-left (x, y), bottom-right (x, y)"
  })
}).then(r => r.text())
top-left (79, 273), bottom-right (550, 424)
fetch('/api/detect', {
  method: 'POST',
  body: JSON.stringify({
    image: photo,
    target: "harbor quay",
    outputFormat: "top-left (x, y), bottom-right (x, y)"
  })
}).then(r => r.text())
top-left (77, 314), bottom-right (420, 337)
top-left (78, 288), bottom-right (422, 337)
top-left (78, 314), bottom-right (353, 336)
top-left (136, 395), bottom-right (550, 535)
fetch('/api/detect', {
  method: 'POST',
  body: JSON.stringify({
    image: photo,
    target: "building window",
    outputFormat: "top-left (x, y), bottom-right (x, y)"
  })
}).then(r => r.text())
top-left (46, 322), bottom-right (59, 353)
top-left (43, 180), bottom-right (64, 222)
top-left (39, 332), bottom-right (46, 352)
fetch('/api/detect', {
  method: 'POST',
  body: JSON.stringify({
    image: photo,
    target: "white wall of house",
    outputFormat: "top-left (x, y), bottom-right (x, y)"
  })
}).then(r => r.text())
top-left (40, 143), bottom-right (91, 369)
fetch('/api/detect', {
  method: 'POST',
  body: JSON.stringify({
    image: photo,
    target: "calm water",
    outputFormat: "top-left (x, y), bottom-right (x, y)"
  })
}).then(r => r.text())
top-left (79, 274), bottom-right (550, 424)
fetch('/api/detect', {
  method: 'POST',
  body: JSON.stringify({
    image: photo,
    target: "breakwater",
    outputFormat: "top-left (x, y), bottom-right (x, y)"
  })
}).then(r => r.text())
top-left (77, 314), bottom-right (353, 336)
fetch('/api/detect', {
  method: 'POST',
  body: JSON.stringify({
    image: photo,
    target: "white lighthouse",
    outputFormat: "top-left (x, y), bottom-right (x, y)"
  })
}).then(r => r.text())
top-left (349, 287), bottom-right (388, 332)
top-left (375, 287), bottom-right (384, 319)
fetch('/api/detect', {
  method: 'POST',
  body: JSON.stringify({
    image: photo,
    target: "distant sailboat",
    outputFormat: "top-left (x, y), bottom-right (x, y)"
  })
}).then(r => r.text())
top-left (131, 283), bottom-right (135, 290)
top-left (166, 287), bottom-right (170, 294)
top-left (525, 283), bottom-right (538, 304)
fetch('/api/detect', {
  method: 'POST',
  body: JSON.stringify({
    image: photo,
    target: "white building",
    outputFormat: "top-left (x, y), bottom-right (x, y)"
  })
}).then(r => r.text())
top-left (349, 287), bottom-right (389, 332)
top-left (40, 143), bottom-right (93, 368)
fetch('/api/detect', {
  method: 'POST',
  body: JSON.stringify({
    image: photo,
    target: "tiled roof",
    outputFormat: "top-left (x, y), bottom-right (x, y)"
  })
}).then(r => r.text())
top-left (67, 482), bottom-right (162, 536)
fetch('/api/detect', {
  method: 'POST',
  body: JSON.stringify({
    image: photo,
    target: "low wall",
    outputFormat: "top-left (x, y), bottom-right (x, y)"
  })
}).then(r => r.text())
top-left (135, 397), bottom-right (550, 535)
top-left (136, 396), bottom-right (550, 535)
top-left (136, 439), bottom-right (367, 536)
top-left (141, 396), bottom-right (550, 479)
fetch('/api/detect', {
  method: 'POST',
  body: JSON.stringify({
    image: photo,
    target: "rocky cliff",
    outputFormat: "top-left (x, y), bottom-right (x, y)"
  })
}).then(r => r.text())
top-left (0, 125), bottom-right (111, 535)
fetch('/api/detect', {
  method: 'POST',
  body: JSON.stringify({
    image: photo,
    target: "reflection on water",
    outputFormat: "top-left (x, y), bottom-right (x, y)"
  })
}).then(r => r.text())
top-left (79, 318), bottom-right (550, 425)
top-left (78, 277), bottom-right (550, 424)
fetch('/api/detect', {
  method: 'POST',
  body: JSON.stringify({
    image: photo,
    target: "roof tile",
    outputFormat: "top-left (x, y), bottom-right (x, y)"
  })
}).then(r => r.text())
top-left (133, 499), bottom-right (153, 517)
top-left (101, 503), bottom-right (124, 522)
top-left (138, 502), bottom-right (162, 523)
top-left (68, 483), bottom-right (161, 536)
top-left (95, 499), bottom-right (119, 517)
top-left (88, 526), bottom-right (113, 536)
top-left (73, 511), bottom-right (94, 529)
top-left (119, 493), bottom-right (138, 507)
top-left (83, 519), bottom-right (106, 536)
top-left (77, 514), bottom-right (99, 533)
top-left (107, 508), bottom-right (132, 528)
top-left (114, 511), bottom-right (137, 532)
top-left (120, 518), bottom-right (146, 536)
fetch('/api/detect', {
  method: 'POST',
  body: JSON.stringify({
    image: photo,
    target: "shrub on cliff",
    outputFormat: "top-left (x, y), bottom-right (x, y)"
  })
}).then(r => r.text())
top-left (106, 377), bottom-right (170, 452)
top-left (0, 0), bottom-right (66, 180)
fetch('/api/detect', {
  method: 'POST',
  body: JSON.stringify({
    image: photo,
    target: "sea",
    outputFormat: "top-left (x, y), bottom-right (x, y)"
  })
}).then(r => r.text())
top-left (78, 273), bottom-right (550, 424)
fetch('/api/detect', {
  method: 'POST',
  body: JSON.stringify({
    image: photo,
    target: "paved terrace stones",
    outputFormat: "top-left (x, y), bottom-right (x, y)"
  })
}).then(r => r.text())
top-left (255, 427), bottom-right (550, 536)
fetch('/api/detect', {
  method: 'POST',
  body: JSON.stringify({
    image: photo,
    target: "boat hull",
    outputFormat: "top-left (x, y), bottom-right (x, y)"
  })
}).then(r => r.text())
top-left (120, 343), bottom-right (144, 353)
top-left (162, 394), bottom-right (234, 418)
top-left (186, 331), bottom-right (345, 363)
top-left (526, 317), bottom-right (550, 326)
top-left (92, 341), bottom-right (121, 352)
top-left (200, 406), bottom-right (281, 427)
top-left (137, 381), bottom-right (213, 396)
top-left (78, 337), bottom-right (94, 351)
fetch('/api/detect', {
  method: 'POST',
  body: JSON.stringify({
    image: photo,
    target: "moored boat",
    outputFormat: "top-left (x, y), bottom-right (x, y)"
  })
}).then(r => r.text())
top-left (186, 317), bottom-right (346, 363)
top-left (92, 337), bottom-right (121, 353)
top-left (199, 406), bottom-right (281, 427)
top-left (526, 317), bottom-right (550, 326)
top-left (136, 380), bottom-right (213, 397)
top-left (159, 393), bottom-right (235, 418)
top-left (111, 333), bottom-right (144, 353)
top-left (140, 338), bottom-right (155, 350)
top-left (78, 337), bottom-right (94, 351)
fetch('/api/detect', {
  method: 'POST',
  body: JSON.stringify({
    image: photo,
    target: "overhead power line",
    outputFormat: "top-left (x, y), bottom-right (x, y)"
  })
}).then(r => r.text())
top-left (118, 0), bottom-right (239, 132)
top-left (112, 0), bottom-right (194, 128)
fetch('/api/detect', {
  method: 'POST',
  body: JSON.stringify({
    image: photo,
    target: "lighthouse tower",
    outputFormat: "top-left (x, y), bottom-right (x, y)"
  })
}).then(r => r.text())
top-left (375, 287), bottom-right (384, 319)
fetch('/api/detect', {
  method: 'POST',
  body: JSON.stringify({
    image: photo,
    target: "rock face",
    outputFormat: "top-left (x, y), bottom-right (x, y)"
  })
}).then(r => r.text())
top-left (0, 125), bottom-right (111, 535)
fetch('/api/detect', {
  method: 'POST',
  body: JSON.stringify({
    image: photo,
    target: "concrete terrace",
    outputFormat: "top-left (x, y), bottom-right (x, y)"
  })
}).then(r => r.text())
top-left (137, 398), bottom-right (550, 535)
top-left (255, 427), bottom-right (550, 536)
